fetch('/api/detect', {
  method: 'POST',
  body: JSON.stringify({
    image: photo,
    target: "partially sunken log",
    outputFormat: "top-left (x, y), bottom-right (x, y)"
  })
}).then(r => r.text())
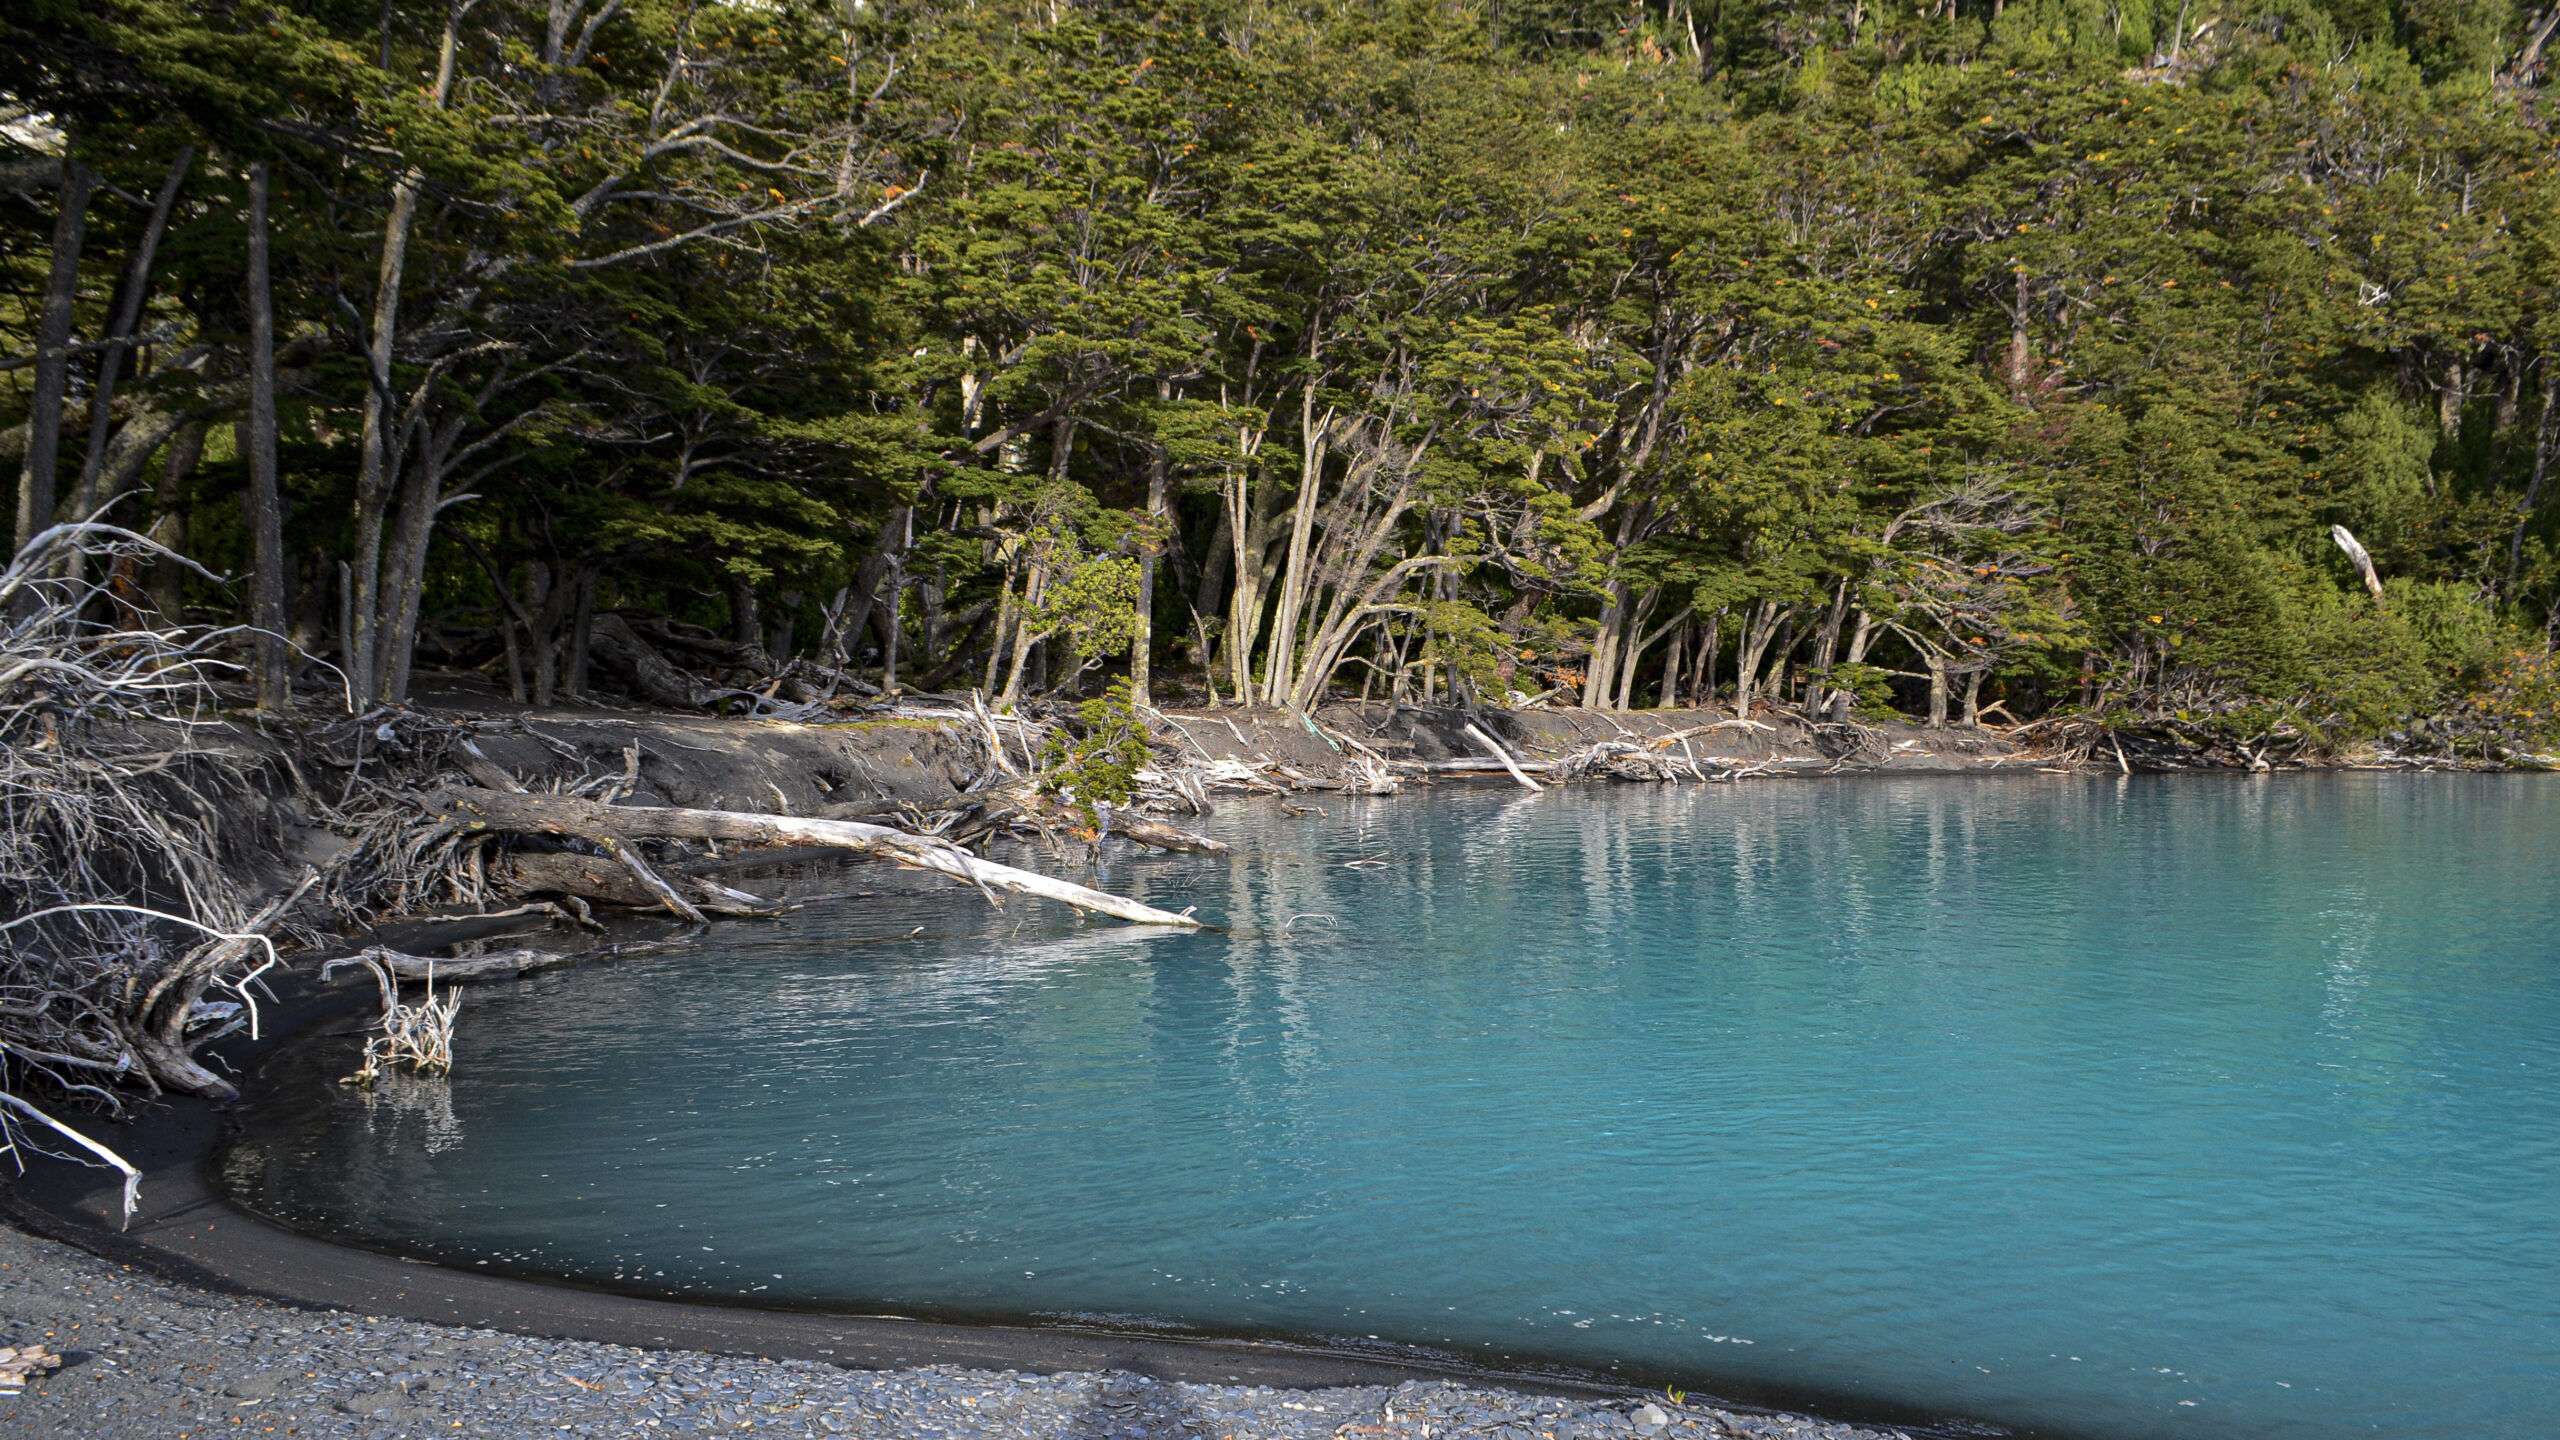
top-left (1096, 802), bottom-right (1229, 854)
top-left (493, 851), bottom-right (781, 917)
top-left (1463, 721), bottom-right (1546, 792)
top-left (429, 788), bottom-right (1202, 927)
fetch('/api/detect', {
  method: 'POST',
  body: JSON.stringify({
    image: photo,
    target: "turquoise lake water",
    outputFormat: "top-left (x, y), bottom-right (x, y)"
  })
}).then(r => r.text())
top-left (225, 775), bottom-right (2560, 1439)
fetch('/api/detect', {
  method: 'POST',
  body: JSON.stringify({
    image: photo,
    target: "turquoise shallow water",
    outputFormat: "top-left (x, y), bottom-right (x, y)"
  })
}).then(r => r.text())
top-left (227, 775), bottom-right (2560, 1439)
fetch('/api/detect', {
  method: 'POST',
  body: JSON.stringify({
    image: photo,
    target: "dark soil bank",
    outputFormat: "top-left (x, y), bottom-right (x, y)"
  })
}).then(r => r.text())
top-left (443, 699), bottom-right (2021, 815)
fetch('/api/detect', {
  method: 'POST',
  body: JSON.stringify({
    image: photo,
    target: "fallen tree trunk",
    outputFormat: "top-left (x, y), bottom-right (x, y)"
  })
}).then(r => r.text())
top-left (1391, 756), bottom-right (1559, 775)
top-left (586, 612), bottom-right (723, 710)
top-left (1096, 802), bottom-right (1229, 854)
top-left (326, 944), bottom-right (582, 984)
top-left (1463, 721), bottom-right (1545, 792)
top-left (429, 788), bottom-right (1202, 927)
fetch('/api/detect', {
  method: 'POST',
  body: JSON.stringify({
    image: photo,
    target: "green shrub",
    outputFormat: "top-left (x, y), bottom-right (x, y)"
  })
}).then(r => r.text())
top-left (1037, 680), bottom-right (1152, 829)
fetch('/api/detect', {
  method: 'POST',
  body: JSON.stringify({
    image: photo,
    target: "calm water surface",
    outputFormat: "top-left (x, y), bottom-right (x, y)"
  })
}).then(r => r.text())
top-left (226, 775), bottom-right (2560, 1439)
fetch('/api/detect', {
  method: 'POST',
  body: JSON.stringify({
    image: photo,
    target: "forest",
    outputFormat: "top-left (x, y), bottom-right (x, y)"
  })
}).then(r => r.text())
top-left (9, 0), bottom-right (2560, 758)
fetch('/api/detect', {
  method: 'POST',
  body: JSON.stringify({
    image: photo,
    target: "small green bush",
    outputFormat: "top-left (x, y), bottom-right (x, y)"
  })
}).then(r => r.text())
top-left (1037, 680), bottom-right (1152, 828)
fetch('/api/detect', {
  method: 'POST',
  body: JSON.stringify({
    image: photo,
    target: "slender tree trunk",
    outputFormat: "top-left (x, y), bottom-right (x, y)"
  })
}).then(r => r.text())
top-left (1694, 609), bottom-right (1721, 707)
top-left (2509, 376), bottom-right (2557, 590)
top-left (349, 176), bottom-right (421, 700)
top-left (1582, 583), bottom-right (1626, 708)
top-left (16, 158), bottom-right (92, 553)
top-left (1265, 406), bottom-right (1326, 704)
top-left (2005, 268), bottom-right (2033, 402)
top-left (1614, 587), bottom-right (1661, 712)
top-left (997, 557), bottom-right (1046, 706)
top-left (500, 618), bottom-right (527, 702)
top-left (242, 162), bottom-right (291, 711)
top-left (1803, 577), bottom-right (1850, 718)
top-left (349, 3), bottom-right (463, 700)
top-left (145, 422), bottom-right (207, 616)
top-left (374, 422), bottom-right (456, 702)
top-left (564, 568), bottom-right (597, 699)
top-left (1223, 466), bottom-right (1278, 703)
top-left (1131, 406), bottom-right (1170, 706)
top-left (71, 147), bottom-right (194, 526)
top-left (1733, 601), bottom-right (1781, 714)
top-left (727, 572), bottom-right (760, 647)
top-left (524, 564), bottom-right (559, 706)
top-left (880, 567), bottom-right (902, 691)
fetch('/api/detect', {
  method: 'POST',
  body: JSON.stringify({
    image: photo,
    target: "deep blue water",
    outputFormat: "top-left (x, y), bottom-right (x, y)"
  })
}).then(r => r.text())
top-left (226, 775), bottom-right (2560, 1439)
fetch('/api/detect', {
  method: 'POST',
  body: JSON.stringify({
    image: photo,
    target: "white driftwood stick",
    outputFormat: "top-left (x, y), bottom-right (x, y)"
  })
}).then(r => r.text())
top-left (0, 1092), bottom-right (141, 1227)
top-left (1462, 721), bottom-right (1545, 792)
top-left (432, 789), bottom-right (1201, 927)
top-left (2331, 524), bottom-right (2386, 603)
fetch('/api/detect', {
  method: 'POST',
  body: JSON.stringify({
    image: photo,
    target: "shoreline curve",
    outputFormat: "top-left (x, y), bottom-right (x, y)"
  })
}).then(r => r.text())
top-left (3, 974), bottom-right (2006, 1440)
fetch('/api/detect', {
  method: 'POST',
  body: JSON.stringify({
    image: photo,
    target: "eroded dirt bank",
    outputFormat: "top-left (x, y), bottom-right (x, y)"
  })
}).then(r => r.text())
top-left (439, 699), bottom-right (2026, 817)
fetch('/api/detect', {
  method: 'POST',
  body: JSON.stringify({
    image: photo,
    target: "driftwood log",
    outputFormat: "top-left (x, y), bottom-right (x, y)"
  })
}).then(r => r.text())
top-left (492, 851), bottom-right (782, 917)
top-left (1096, 802), bottom-right (1229, 854)
top-left (428, 788), bottom-right (1202, 927)
top-left (1462, 721), bottom-right (1546, 792)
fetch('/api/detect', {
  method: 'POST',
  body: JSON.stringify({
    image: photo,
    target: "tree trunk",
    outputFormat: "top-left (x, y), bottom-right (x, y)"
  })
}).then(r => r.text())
top-left (428, 788), bottom-right (1203, 927)
top-left (2005, 267), bottom-right (2033, 402)
top-left (70, 147), bottom-right (194, 527)
top-left (1693, 609), bottom-right (1721, 707)
top-left (372, 423), bottom-right (453, 702)
top-left (1614, 587), bottom-right (1664, 712)
top-left (2509, 376), bottom-right (2557, 591)
top-left (145, 422), bottom-right (207, 617)
top-left (1263, 363), bottom-right (1328, 707)
top-left (1132, 440), bottom-right (1168, 706)
top-left (348, 172), bottom-right (422, 701)
top-left (564, 568), bottom-right (597, 699)
top-left (15, 158), bottom-right (92, 554)
top-left (1803, 577), bottom-right (1850, 718)
top-left (522, 564), bottom-right (559, 706)
top-left (588, 612), bottom-right (719, 709)
top-left (998, 557), bottom-right (1047, 706)
top-left (1733, 601), bottom-right (1786, 714)
top-left (1583, 583), bottom-right (1626, 709)
top-left (878, 560), bottom-right (903, 691)
top-left (242, 162), bottom-right (291, 711)
top-left (348, 5), bottom-right (463, 700)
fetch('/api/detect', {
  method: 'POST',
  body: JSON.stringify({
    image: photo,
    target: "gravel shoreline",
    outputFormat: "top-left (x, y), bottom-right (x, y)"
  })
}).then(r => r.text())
top-left (0, 1223), bottom-right (1910, 1440)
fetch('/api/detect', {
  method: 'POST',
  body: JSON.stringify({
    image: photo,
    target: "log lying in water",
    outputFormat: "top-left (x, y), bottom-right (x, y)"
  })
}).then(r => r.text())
top-left (1462, 721), bottom-right (1546, 792)
top-left (1392, 756), bottom-right (1559, 775)
top-left (1096, 802), bottom-right (1228, 854)
top-left (327, 944), bottom-right (585, 984)
top-left (428, 787), bottom-right (1202, 927)
top-left (493, 851), bottom-right (783, 917)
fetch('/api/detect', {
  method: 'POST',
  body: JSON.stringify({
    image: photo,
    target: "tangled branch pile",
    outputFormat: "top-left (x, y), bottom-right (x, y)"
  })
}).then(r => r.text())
top-left (0, 525), bottom-right (295, 1220)
top-left (324, 953), bottom-right (460, 1086)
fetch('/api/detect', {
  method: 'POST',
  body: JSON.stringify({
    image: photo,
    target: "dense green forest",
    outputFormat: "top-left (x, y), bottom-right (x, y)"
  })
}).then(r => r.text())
top-left (8, 0), bottom-right (2560, 756)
